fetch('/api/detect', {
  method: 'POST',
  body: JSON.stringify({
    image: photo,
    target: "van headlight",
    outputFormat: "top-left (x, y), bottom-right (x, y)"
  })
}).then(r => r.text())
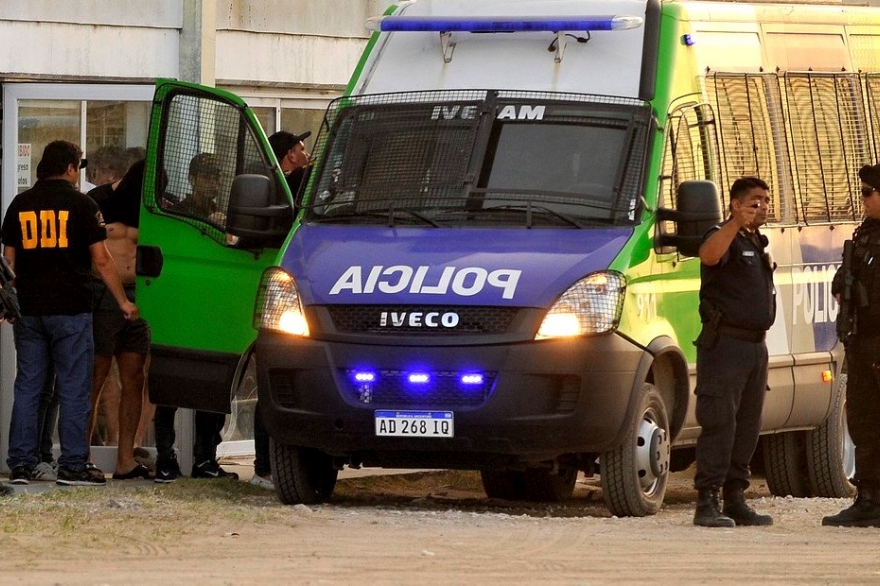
top-left (254, 267), bottom-right (310, 337)
top-left (535, 271), bottom-right (626, 339)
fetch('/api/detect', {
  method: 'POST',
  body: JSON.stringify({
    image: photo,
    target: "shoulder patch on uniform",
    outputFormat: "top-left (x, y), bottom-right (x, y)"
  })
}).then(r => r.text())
top-left (96, 210), bottom-right (106, 227)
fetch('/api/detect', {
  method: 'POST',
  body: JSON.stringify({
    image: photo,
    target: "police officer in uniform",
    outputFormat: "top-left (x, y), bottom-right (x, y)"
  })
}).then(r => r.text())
top-left (823, 164), bottom-right (880, 527)
top-left (692, 177), bottom-right (775, 528)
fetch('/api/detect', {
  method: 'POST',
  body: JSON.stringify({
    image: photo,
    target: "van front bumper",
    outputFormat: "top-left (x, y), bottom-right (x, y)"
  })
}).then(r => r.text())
top-left (256, 330), bottom-right (645, 467)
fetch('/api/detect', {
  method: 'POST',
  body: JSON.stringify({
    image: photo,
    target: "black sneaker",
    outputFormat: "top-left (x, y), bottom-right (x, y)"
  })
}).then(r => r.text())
top-left (192, 459), bottom-right (239, 480)
top-left (56, 465), bottom-right (107, 486)
top-left (154, 456), bottom-right (182, 484)
top-left (10, 466), bottom-right (31, 485)
top-left (0, 483), bottom-right (13, 496)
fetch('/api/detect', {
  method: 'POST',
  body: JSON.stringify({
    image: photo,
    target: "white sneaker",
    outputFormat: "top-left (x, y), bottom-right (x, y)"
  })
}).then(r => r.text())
top-left (32, 462), bottom-right (57, 482)
top-left (249, 473), bottom-right (274, 490)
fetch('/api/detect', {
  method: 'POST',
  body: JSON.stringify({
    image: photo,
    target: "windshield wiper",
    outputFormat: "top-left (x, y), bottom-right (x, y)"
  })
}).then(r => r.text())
top-left (310, 207), bottom-right (440, 227)
top-left (391, 207), bottom-right (440, 227)
top-left (483, 204), bottom-right (583, 228)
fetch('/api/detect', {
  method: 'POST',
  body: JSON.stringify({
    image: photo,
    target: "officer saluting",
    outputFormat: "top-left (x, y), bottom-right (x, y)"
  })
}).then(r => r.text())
top-left (692, 177), bottom-right (775, 528)
top-left (823, 164), bottom-right (880, 527)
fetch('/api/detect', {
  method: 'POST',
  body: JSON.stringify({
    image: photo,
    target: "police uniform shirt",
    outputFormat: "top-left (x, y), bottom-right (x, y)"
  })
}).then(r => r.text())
top-left (699, 219), bottom-right (776, 332)
top-left (1, 179), bottom-right (107, 315)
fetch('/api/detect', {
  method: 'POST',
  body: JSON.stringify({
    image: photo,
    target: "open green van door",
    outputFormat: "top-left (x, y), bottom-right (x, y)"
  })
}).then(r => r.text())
top-left (135, 80), bottom-right (292, 413)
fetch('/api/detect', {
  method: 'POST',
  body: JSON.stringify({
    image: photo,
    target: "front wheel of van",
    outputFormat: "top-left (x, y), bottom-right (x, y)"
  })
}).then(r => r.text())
top-left (600, 383), bottom-right (670, 517)
top-left (271, 439), bottom-right (338, 505)
top-left (807, 374), bottom-right (856, 498)
top-left (480, 470), bottom-right (527, 500)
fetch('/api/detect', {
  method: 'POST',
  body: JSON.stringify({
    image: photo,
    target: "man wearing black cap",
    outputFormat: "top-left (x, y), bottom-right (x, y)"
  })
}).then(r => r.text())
top-left (823, 164), bottom-right (880, 527)
top-left (268, 130), bottom-right (312, 199)
top-left (692, 177), bottom-right (775, 528)
top-left (1, 140), bottom-right (138, 487)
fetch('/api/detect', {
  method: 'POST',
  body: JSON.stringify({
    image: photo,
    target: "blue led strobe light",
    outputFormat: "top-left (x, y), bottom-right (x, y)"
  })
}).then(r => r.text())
top-left (365, 15), bottom-right (644, 33)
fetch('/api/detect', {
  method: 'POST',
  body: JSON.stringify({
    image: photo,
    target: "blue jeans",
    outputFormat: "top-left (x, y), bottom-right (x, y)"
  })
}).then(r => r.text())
top-left (7, 314), bottom-right (94, 472)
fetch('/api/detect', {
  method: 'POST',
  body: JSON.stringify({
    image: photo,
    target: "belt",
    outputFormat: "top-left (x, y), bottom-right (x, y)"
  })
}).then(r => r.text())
top-left (718, 324), bottom-right (765, 343)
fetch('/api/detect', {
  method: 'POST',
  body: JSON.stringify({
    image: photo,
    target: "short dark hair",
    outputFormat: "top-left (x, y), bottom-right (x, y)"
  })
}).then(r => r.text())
top-left (36, 140), bottom-right (83, 180)
top-left (188, 153), bottom-right (221, 177)
top-left (87, 145), bottom-right (127, 183)
top-left (729, 177), bottom-right (769, 210)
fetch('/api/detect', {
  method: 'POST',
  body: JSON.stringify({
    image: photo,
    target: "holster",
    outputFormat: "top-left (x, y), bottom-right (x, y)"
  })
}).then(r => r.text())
top-left (694, 300), bottom-right (722, 349)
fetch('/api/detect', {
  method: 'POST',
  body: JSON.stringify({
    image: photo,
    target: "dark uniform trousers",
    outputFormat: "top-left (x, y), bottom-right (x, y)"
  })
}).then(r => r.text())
top-left (694, 334), bottom-right (769, 490)
top-left (846, 335), bottom-right (880, 487)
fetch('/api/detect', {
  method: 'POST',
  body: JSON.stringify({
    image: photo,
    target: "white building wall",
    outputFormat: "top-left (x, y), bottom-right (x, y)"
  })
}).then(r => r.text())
top-left (215, 0), bottom-right (388, 89)
top-left (0, 0), bottom-right (386, 87)
top-left (0, 1), bottom-right (182, 80)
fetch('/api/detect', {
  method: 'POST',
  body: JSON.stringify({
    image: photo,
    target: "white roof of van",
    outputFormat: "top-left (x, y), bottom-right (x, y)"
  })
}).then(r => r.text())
top-left (356, 0), bottom-right (648, 99)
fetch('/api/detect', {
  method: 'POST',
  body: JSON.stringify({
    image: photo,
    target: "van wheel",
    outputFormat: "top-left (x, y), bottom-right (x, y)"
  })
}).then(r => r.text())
top-left (270, 439), bottom-right (338, 504)
top-left (600, 383), bottom-right (670, 517)
top-left (807, 374), bottom-right (856, 498)
top-left (762, 431), bottom-right (811, 497)
top-left (480, 470), bottom-right (527, 500)
top-left (523, 466), bottom-right (578, 502)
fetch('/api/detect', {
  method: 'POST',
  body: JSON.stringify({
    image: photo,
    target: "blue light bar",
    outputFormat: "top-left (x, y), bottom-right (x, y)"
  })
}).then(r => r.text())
top-left (408, 373), bottom-right (430, 384)
top-left (460, 374), bottom-right (485, 385)
top-left (365, 15), bottom-right (644, 33)
top-left (353, 371), bottom-right (376, 383)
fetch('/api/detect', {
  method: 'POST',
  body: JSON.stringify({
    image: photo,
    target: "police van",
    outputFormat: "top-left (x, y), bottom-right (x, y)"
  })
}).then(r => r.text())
top-left (136, 0), bottom-right (877, 516)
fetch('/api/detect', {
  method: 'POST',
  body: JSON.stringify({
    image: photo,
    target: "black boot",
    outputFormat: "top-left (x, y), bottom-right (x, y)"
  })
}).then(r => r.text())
top-left (694, 487), bottom-right (736, 527)
top-left (822, 486), bottom-right (880, 527)
top-left (722, 485), bottom-right (773, 526)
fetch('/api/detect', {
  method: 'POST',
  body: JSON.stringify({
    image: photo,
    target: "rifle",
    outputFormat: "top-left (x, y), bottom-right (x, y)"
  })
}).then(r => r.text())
top-left (836, 239), bottom-right (856, 343)
top-left (0, 254), bottom-right (22, 322)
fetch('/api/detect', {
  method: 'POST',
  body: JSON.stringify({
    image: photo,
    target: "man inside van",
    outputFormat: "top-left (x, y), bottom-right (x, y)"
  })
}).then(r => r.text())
top-left (692, 177), bottom-right (775, 528)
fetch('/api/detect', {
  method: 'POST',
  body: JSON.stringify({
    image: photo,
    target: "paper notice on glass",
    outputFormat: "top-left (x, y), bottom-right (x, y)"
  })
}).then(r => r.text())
top-left (17, 144), bottom-right (32, 188)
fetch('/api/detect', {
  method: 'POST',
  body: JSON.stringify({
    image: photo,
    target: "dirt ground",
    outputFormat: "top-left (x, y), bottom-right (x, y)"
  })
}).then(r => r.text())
top-left (1, 464), bottom-right (879, 585)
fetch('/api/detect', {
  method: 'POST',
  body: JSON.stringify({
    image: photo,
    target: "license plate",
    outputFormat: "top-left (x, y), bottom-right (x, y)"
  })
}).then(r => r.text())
top-left (375, 410), bottom-right (454, 438)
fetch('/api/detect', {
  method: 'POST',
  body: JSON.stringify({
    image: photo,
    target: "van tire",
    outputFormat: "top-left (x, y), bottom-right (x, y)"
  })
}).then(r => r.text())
top-left (271, 439), bottom-right (338, 505)
top-left (480, 470), bottom-right (527, 500)
top-left (806, 374), bottom-right (856, 498)
top-left (523, 466), bottom-right (578, 502)
top-left (762, 431), bottom-right (811, 497)
top-left (600, 383), bottom-right (670, 517)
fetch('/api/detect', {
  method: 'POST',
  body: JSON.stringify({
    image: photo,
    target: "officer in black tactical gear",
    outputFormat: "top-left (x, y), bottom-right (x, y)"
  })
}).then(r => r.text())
top-left (823, 164), bottom-right (880, 527)
top-left (693, 177), bottom-right (775, 528)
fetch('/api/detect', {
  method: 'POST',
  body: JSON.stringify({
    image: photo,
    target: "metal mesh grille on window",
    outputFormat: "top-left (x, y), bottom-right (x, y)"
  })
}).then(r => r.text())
top-left (312, 92), bottom-right (484, 212)
top-left (147, 91), bottom-right (274, 245)
top-left (308, 90), bottom-right (651, 219)
top-left (706, 73), bottom-right (788, 222)
top-left (785, 73), bottom-right (866, 223)
top-left (657, 103), bottom-right (720, 236)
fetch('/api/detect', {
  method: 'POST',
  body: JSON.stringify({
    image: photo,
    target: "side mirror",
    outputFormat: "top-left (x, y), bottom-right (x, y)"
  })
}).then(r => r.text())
top-left (226, 174), bottom-right (293, 243)
top-left (656, 180), bottom-right (722, 258)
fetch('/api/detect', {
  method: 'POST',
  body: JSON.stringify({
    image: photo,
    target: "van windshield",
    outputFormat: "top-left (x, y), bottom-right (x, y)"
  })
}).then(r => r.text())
top-left (303, 90), bottom-right (652, 228)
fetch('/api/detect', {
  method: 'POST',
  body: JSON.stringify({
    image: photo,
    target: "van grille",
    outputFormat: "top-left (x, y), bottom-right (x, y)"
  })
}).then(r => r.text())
top-left (326, 305), bottom-right (518, 334)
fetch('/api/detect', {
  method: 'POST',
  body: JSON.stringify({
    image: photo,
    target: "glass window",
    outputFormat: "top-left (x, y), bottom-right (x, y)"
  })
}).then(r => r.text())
top-left (17, 100), bottom-right (81, 193)
top-left (281, 107), bottom-right (325, 151)
top-left (252, 106), bottom-right (276, 139)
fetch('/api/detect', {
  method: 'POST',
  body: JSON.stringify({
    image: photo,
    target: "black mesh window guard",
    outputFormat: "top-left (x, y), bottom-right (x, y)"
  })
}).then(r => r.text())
top-left (302, 90), bottom-right (652, 228)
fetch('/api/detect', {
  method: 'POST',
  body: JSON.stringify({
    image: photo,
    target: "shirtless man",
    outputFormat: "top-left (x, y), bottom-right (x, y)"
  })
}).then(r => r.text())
top-left (88, 159), bottom-right (153, 479)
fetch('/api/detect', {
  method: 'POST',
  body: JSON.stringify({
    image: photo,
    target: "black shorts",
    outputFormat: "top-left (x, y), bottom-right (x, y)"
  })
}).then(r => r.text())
top-left (92, 281), bottom-right (151, 356)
